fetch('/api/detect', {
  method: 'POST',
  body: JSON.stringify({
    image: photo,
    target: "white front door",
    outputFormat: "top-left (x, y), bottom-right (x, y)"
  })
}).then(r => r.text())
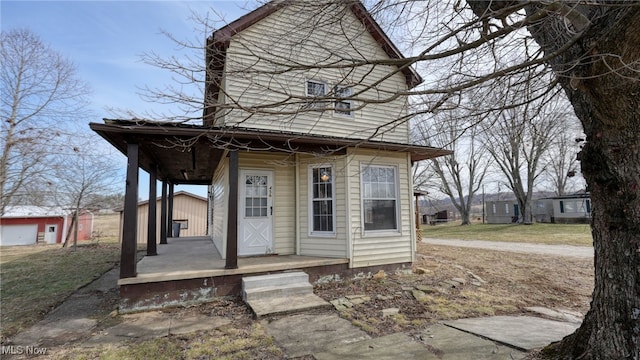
top-left (238, 170), bottom-right (273, 256)
top-left (44, 224), bottom-right (58, 244)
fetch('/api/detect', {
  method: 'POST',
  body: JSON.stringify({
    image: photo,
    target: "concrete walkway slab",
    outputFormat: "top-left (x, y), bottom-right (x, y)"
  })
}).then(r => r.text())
top-left (444, 316), bottom-right (580, 351)
top-left (82, 311), bottom-right (231, 347)
top-left (314, 333), bottom-right (431, 360)
top-left (261, 313), bottom-right (370, 358)
top-left (11, 267), bottom-right (120, 347)
top-left (12, 318), bottom-right (97, 347)
top-left (248, 293), bottom-right (331, 318)
top-left (525, 306), bottom-right (583, 324)
top-left (419, 324), bottom-right (526, 359)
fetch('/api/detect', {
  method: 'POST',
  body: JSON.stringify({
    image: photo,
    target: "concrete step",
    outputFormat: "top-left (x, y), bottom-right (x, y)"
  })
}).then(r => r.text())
top-left (243, 283), bottom-right (313, 302)
top-left (247, 293), bottom-right (331, 319)
top-left (242, 271), bottom-right (330, 318)
top-left (242, 271), bottom-right (309, 291)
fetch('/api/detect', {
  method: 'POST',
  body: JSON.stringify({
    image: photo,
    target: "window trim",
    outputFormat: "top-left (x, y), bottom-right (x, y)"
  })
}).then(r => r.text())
top-left (308, 164), bottom-right (336, 237)
top-left (333, 85), bottom-right (353, 117)
top-left (360, 163), bottom-right (401, 236)
top-left (305, 79), bottom-right (328, 111)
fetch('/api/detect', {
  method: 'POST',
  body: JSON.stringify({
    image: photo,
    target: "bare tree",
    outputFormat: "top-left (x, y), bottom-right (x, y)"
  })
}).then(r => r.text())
top-left (414, 106), bottom-right (490, 225)
top-left (1, 29), bottom-right (90, 215)
top-left (135, 1), bottom-right (639, 357)
top-left (464, 3), bottom-right (640, 357)
top-left (541, 105), bottom-right (584, 196)
top-left (481, 85), bottom-right (563, 224)
top-left (53, 142), bottom-right (120, 249)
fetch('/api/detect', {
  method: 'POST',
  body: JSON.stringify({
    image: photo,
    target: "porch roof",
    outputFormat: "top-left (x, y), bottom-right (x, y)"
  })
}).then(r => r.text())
top-left (90, 119), bottom-right (451, 185)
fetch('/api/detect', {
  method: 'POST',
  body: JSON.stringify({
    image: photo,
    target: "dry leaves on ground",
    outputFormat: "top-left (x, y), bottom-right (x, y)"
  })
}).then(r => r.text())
top-left (314, 243), bottom-right (593, 337)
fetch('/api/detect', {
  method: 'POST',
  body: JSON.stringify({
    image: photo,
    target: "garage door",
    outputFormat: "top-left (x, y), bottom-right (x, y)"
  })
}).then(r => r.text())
top-left (0, 224), bottom-right (38, 246)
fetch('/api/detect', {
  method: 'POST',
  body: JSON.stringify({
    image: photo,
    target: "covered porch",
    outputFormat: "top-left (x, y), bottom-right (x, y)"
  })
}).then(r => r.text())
top-left (90, 119), bottom-right (449, 311)
top-left (121, 237), bottom-right (348, 285)
top-left (118, 236), bottom-right (349, 312)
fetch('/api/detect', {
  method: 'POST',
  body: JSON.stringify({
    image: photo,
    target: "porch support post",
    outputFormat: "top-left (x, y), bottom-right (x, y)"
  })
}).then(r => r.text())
top-left (147, 165), bottom-right (158, 256)
top-left (415, 194), bottom-right (420, 229)
top-left (225, 150), bottom-right (239, 269)
top-left (120, 142), bottom-right (139, 279)
top-left (160, 180), bottom-right (168, 244)
top-left (168, 182), bottom-right (174, 237)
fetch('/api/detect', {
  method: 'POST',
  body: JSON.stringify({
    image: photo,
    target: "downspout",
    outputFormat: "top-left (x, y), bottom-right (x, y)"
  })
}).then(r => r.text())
top-left (295, 153), bottom-right (300, 255)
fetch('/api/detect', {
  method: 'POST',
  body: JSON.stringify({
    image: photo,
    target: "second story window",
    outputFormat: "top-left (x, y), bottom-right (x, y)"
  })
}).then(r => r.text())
top-left (306, 80), bottom-right (327, 110)
top-left (334, 86), bottom-right (353, 116)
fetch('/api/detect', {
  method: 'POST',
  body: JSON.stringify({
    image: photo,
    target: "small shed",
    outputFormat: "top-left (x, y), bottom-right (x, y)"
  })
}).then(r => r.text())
top-left (0, 206), bottom-right (93, 246)
top-left (119, 191), bottom-right (208, 244)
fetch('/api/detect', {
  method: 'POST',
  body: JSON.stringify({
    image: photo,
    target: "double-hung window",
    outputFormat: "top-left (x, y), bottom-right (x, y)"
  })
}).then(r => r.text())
top-left (334, 86), bottom-right (353, 116)
top-left (306, 80), bottom-right (328, 110)
top-left (310, 165), bottom-right (335, 235)
top-left (361, 165), bottom-right (399, 232)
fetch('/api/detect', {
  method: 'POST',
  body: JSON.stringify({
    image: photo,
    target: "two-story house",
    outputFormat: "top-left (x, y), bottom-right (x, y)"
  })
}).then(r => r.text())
top-left (91, 1), bottom-right (450, 311)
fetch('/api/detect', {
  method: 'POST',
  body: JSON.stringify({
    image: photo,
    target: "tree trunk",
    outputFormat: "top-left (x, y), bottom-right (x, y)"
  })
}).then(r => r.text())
top-left (62, 211), bottom-right (76, 248)
top-left (530, 7), bottom-right (640, 359)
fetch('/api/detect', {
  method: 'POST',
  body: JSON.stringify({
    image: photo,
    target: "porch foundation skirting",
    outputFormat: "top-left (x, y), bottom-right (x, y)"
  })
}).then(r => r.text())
top-left (117, 261), bottom-right (413, 313)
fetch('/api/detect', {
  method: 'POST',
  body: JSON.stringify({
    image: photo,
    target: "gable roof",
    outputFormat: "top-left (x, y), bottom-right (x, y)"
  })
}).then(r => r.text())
top-left (2, 206), bottom-right (71, 218)
top-left (136, 191), bottom-right (207, 207)
top-left (208, 0), bottom-right (422, 89)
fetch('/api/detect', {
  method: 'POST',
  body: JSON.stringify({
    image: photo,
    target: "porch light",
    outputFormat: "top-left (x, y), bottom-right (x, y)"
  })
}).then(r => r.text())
top-left (320, 170), bottom-right (330, 182)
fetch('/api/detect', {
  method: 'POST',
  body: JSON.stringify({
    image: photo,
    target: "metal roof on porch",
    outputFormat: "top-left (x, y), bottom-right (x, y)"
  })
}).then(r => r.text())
top-left (89, 119), bottom-right (452, 185)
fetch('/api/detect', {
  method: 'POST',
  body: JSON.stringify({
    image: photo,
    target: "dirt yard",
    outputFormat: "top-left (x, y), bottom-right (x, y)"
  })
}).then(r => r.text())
top-left (6, 242), bottom-right (594, 359)
top-left (314, 242), bottom-right (593, 337)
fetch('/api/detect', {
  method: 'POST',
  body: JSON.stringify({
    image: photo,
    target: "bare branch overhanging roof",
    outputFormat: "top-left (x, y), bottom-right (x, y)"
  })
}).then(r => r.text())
top-left (208, 0), bottom-right (423, 89)
top-left (90, 119), bottom-right (451, 184)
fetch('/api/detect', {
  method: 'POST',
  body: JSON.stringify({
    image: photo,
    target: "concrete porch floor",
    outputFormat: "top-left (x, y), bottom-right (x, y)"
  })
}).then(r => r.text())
top-left (118, 236), bottom-right (349, 286)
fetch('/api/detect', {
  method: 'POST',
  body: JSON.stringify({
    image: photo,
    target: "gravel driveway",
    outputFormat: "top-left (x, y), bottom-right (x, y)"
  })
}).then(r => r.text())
top-left (422, 238), bottom-right (593, 258)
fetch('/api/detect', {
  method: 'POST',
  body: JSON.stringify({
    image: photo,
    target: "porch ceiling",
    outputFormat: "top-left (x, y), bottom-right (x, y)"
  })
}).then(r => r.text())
top-left (90, 121), bottom-right (225, 184)
top-left (90, 119), bottom-right (452, 184)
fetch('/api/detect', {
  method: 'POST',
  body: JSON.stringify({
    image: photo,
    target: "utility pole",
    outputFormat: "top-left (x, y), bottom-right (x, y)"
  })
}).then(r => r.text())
top-left (482, 184), bottom-right (485, 224)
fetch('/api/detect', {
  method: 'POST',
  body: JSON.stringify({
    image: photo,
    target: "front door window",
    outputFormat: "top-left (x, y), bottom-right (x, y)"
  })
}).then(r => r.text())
top-left (245, 175), bottom-right (268, 217)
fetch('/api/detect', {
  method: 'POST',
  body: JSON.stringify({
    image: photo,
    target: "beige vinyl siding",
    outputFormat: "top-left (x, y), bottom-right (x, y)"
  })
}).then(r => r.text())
top-left (220, 4), bottom-right (410, 143)
top-left (210, 157), bottom-right (228, 257)
top-left (297, 155), bottom-right (348, 258)
top-left (347, 149), bottom-right (414, 267)
top-left (238, 152), bottom-right (296, 255)
top-left (133, 193), bottom-right (208, 244)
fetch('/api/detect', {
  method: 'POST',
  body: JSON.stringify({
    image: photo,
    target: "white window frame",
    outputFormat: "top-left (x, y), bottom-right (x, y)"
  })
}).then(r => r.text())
top-left (334, 85), bottom-right (353, 116)
top-left (305, 79), bottom-right (328, 111)
top-left (360, 164), bottom-right (400, 235)
top-left (308, 165), bottom-right (336, 237)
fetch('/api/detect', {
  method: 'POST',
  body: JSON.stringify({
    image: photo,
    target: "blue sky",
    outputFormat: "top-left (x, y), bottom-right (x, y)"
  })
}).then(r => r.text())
top-left (2, 1), bottom-right (260, 199)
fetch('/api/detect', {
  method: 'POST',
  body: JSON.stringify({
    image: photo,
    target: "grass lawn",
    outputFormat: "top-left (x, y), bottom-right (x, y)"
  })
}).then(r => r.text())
top-left (421, 222), bottom-right (593, 246)
top-left (0, 239), bottom-right (120, 340)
